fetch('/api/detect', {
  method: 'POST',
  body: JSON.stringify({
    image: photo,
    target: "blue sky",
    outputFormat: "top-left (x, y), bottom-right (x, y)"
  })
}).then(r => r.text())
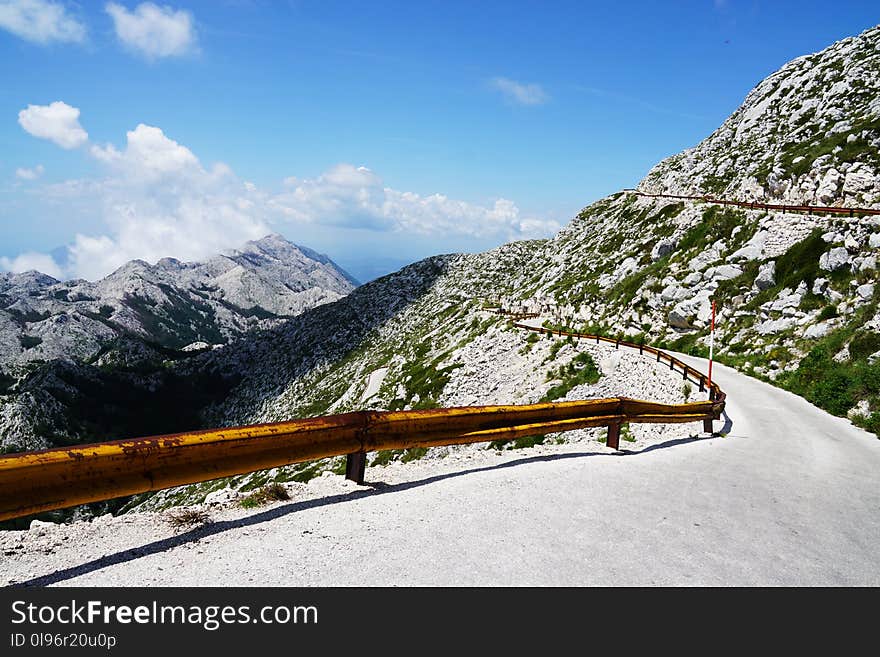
top-left (1, 1), bottom-right (878, 282)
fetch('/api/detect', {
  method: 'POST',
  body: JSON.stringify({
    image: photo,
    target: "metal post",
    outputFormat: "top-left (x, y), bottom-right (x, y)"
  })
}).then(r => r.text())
top-left (606, 423), bottom-right (620, 450)
top-left (704, 388), bottom-right (716, 434)
top-left (683, 366), bottom-right (688, 380)
top-left (345, 452), bottom-right (366, 484)
top-left (657, 351), bottom-right (661, 362)
top-left (615, 338), bottom-right (620, 349)
top-left (639, 344), bottom-right (643, 355)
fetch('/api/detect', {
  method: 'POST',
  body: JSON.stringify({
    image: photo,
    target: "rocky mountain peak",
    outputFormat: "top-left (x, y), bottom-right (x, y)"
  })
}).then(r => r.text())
top-left (640, 23), bottom-right (880, 207)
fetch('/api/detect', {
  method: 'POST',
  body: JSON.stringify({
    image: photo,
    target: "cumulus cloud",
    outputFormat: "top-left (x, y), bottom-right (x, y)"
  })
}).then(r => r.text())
top-left (15, 164), bottom-right (44, 180)
top-left (106, 2), bottom-right (197, 58)
top-left (0, 251), bottom-right (63, 279)
top-left (0, 0), bottom-right (86, 44)
top-left (490, 77), bottom-right (549, 106)
top-left (271, 163), bottom-right (560, 239)
top-left (91, 123), bottom-right (199, 178)
top-left (18, 101), bottom-right (88, 149)
top-left (6, 118), bottom-right (557, 281)
top-left (64, 124), bottom-right (268, 280)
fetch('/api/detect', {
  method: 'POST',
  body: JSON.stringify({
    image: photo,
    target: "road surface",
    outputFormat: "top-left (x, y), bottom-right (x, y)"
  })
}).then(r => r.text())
top-left (4, 351), bottom-right (879, 586)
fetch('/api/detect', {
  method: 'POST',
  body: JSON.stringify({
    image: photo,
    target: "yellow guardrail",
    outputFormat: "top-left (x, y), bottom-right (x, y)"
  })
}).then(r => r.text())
top-left (0, 315), bottom-right (725, 522)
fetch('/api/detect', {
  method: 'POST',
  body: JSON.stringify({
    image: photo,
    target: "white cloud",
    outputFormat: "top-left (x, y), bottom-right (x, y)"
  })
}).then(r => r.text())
top-left (271, 163), bottom-right (560, 239)
top-left (490, 77), bottom-right (549, 106)
top-left (7, 121), bottom-right (557, 281)
top-left (15, 164), bottom-right (44, 180)
top-left (0, 251), bottom-right (63, 279)
top-left (18, 101), bottom-right (88, 149)
top-left (91, 123), bottom-right (199, 179)
top-left (106, 2), bottom-right (197, 58)
top-left (57, 123), bottom-right (268, 280)
top-left (0, 0), bottom-right (86, 44)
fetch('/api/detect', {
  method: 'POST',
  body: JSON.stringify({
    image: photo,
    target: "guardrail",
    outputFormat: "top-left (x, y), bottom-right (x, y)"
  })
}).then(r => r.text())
top-left (0, 314), bottom-right (725, 523)
top-left (624, 189), bottom-right (880, 217)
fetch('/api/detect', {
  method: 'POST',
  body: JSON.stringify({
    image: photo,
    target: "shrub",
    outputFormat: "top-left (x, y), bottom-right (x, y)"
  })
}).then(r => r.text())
top-left (849, 331), bottom-right (880, 361)
top-left (817, 305), bottom-right (838, 321)
top-left (166, 508), bottom-right (210, 528)
top-left (239, 483), bottom-right (290, 508)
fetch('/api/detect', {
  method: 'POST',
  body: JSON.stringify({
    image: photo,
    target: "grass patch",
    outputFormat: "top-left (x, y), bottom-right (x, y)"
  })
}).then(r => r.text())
top-left (489, 434), bottom-right (546, 450)
top-left (165, 508), bottom-right (211, 528)
top-left (239, 483), bottom-right (290, 509)
top-left (371, 447), bottom-right (429, 466)
top-left (19, 335), bottom-right (42, 350)
top-left (543, 351), bottom-right (602, 401)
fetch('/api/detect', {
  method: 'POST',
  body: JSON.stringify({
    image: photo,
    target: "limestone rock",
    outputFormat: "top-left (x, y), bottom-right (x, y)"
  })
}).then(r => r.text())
top-left (755, 261), bottom-right (776, 290)
top-left (819, 247), bottom-right (851, 272)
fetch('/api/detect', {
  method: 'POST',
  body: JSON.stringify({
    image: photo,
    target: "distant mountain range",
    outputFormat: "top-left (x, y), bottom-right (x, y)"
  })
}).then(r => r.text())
top-left (0, 234), bottom-right (356, 452)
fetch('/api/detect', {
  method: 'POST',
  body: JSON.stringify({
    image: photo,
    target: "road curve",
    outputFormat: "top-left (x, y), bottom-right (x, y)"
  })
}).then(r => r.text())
top-left (6, 345), bottom-right (880, 586)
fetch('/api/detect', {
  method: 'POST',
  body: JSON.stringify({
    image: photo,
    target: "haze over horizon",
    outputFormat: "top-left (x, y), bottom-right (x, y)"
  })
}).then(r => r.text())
top-left (1, 0), bottom-right (878, 283)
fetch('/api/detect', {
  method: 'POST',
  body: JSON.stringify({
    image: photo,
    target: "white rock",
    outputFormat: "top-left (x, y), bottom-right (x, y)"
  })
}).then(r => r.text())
top-left (599, 351), bottom-right (622, 375)
top-left (819, 247), bottom-right (851, 271)
top-left (770, 294), bottom-right (801, 312)
top-left (755, 261), bottom-right (776, 290)
top-left (181, 341), bottom-right (211, 352)
top-left (204, 487), bottom-right (240, 506)
top-left (728, 230), bottom-right (768, 262)
top-left (844, 234), bottom-right (861, 253)
top-left (706, 264), bottom-right (743, 281)
top-left (869, 233), bottom-right (880, 249)
top-left (847, 399), bottom-right (871, 420)
top-left (683, 272), bottom-right (702, 286)
top-left (803, 320), bottom-right (833, 341)
top-left (755, 317), bottom-right (796, 335)
top-left (667, 310), bottom-right (691, 329)
top-left (856, 283), bottom-right (875, 301)
top-left (29, 519), bottom-right (55, 532)
top-left (843, 169), bottom-right (874, 195)
top-left (651, 239), bottom-right (676, 261)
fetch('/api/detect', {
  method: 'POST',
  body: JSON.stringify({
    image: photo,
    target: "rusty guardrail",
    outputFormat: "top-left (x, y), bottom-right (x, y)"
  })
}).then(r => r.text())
top-left (0, 313), bottom-right (725, 522)
top-left (623, 189), bottom-right (880, 217)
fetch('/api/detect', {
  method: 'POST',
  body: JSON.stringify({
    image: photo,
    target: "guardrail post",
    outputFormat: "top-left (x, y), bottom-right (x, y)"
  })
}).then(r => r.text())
top-left (699, 377), bottom-right (705, 393)
top-left (639, 344), bottom-right (643, 355)
top-left (345, 452), bottom-right (366, 484)
top-left (703, 388), bottom-right (716, 434)
top-left (606, 423), bottom-right (621, 450)
top-left (615, 338), bottom-right (620, 349)
top-left (669, 358), bottom-right (674, 370)
top-left (682, 366), bottom-right (688, 380)
top-left (657, 351), bottom-right (661, 362)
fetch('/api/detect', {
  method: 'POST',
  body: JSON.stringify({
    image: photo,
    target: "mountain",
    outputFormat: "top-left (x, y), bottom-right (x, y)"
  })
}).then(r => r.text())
top-left (0, 235), bottom-right (356, 452)
top-left (641, 25), bottom-right (880, 206)
top-left (3, 25), bottom-right (879, 515)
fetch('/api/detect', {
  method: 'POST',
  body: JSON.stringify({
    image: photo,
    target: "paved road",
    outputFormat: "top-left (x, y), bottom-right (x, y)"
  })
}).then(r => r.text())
top-left (14, 346), bottom-right (878, 586)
